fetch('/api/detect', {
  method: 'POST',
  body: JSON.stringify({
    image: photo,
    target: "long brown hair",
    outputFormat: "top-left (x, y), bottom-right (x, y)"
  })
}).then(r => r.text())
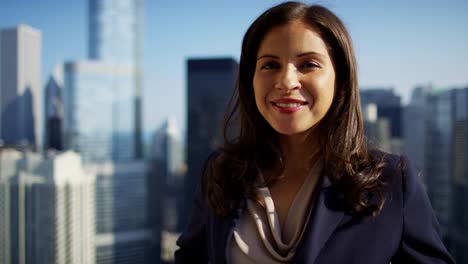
top-left (202, 1), bottom-right (386, 217)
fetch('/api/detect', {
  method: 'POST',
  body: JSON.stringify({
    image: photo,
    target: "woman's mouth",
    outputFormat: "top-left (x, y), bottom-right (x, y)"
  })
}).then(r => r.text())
top-left (271, 99), bottom-right (308, 113)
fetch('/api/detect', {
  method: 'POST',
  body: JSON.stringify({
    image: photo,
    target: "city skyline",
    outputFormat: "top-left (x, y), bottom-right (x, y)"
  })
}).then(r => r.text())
top-left (0, 0), bottom-right (467, 134)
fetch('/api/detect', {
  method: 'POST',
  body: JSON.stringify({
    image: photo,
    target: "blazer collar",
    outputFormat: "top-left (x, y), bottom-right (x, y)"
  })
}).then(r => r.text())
top-left (294, 174), bottom-right (346, 263)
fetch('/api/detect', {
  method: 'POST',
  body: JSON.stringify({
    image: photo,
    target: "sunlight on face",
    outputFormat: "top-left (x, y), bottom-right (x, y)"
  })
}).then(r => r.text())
top-left (253, 21), bottom-right (336, 136)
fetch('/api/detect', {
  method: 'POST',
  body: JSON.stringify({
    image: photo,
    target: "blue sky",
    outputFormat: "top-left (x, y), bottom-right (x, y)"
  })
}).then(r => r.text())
top-left (1, 0), bottom-right (467, 134)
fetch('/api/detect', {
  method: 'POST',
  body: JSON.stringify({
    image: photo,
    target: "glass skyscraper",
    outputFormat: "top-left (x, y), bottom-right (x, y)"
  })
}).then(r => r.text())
top-left (184, 58), bottom-right (238, 228)
top-left (63, 61), bottom-right (136, 163)
top-left (88, 0), bottom-right (144, 158)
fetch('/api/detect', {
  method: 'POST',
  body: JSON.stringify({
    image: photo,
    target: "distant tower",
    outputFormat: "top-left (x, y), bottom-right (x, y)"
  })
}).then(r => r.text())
top-left (360, 88), bottom-right (403, 153)
top-left (150, 116), bottom-right (185, 263)
top-left (403, 85), bottom-right (432, 175)
top-left (449, 87), bottom-right (468, 263)
top-left (425, 88), bottom-right (455, 243)
top-left (88, 0), bottom-right (144, 157)
top-left (184, 58), bottom-right (238, 227)
top-left (0, 25), bottom-right (42, 151)
top-left (0, 149), bottom-right (96, 264)
top-left (63, 61), bottom-right (137, 163)
top-left (44, 64), bottom-right (65, 151)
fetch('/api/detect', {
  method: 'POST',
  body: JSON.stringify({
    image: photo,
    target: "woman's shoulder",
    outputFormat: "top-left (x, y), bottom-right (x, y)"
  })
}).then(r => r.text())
top-left (369, 149), bottom-right (427, 209)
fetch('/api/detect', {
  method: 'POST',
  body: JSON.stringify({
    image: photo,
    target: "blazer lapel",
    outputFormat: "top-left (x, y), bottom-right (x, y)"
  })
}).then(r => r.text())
top-left (294, 175), bottom-right (345, 263)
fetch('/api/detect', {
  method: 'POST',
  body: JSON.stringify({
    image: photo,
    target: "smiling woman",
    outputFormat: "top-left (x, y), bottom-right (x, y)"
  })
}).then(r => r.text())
top-left (175, 1), bottom-right (454, 263)
top-left (253, 20), bottom-right (335, 136)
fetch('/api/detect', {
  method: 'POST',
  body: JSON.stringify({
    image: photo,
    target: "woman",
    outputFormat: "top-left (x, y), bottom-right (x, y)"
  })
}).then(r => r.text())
top-left (175, 2), bottom-right (454, 263)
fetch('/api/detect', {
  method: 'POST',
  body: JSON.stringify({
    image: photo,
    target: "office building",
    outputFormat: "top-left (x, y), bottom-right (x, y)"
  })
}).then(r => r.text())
top-left (88, 0), bottom-right (144, 157)
top-left (150, 116), bottom-right (185, 263)
top-left (63, 61), bottom-right (137, 163)
top-left (184, 58), bottom-right (238, 227)
top-left (44, 64), bottom-right (65, 151)
top-left (360, 88), bottom-right (402, 138)
top-left (449, 87), bottom-right (468, 263)
top-left (403, 85), bottom-right (432, 176)
top-left (425, 89), bottom-right (455, 242)
top-left (0, 149), bottom-right (95, 264)
top-left (0, 25), bottom-right (42, 151)
top-left (88, 161), bottom-right (152, 264)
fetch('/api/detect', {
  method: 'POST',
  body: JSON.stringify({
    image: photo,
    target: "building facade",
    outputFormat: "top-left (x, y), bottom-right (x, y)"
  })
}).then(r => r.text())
top-left (88, 0), bottom-right (144, 158)
top-left (150, 116), bottom-right (185, 263)
top-left (184, 58), bottom-right (238, 227)
top-left (0, 25), bottom-right (42, 151)
top-left (449, 87), bottom-right (468, 263)
top-left (63, 61), bottom-right (136, 163)
top-left (0, 149), bottom-right (95, 264)
top-left (44, 65), bottom-right (65, 151)
top-left (425, 89), bottom-right (455, 243)
top-left (88, 161), bottom-right (152, 264)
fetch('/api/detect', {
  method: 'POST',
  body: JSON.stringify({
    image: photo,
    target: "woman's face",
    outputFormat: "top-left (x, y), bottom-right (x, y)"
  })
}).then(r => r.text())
top-left (253, 21), bottom-right (336, 136)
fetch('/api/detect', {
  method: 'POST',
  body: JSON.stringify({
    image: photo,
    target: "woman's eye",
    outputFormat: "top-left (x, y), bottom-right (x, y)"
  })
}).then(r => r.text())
top-left (260, 62), bottom-right (279, 70)
top-left (300, 62), bottom-right (320, 69)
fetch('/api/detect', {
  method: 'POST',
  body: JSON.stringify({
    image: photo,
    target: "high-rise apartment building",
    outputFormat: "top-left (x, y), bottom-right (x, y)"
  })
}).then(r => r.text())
top-left (0, 25), bottom-right (42, 151)
top-left (0, 149), bottom-right (95, 264)
top-left (184, 58), bottom-right (238, 227)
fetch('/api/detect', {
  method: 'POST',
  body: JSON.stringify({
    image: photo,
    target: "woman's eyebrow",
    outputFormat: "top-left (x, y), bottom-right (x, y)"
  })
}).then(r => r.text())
top-left (257, 54), bottom-right (279, 61)
top-left (296, 51), bottom-right (327, 59)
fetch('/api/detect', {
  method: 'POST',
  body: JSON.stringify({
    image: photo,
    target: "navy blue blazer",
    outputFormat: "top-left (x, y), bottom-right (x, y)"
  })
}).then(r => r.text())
top-left (175, 153), bottom-right (454, 263)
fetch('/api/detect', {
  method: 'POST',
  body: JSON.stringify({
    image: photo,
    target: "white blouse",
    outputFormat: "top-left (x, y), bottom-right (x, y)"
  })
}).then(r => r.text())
top-left (229, 161), bottom-right (323, 263)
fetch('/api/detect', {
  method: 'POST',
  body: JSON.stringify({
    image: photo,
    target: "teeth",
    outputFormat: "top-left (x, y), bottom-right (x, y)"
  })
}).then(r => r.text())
top-left (276, 103), bottom-right (302, 108)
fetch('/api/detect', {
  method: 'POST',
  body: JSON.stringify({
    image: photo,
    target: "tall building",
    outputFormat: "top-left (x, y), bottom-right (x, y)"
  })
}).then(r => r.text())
top-left (88, 161), bottom-right (151, 264)
top-left (403, 85), bottom-right (432, 176)
top-left (63, 61), bottom-right (137, 163)
top-left (88, 0), bottom-right (144, 158)
top-left (362, 103), bottom-right (392, 152)
top-left (0, 149), bottom-right (95, 264)
top-left (425, 89), bottom-right (455, 242)
top-left (150, 116), bottom-right (185, 263)
top-left (0, 25), bottom-right (42, 151)
top-left (360, 88), bottom-right (402, 138)
top-left (359, 88), bottom-right (403, 153)
top-left (184, 58), bottom-right (238, 227)
top-left (44, 64), bottom-right (65, 151)
top-left (449, 87), bottom-right (468, 263)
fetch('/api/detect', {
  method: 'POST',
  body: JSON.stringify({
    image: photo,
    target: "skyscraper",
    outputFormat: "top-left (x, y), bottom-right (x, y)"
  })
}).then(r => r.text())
top-left (63, 61), bottom-right (136, 163)
top-left (0, 25), bottom-right (42, 151)
top-left (449, 87), bottom-right (468, 263)
top-left (360, 88), bottom-right (402, 138)
top-left (89, 161), bottom-right (151, 264)
top-left (88, 0), bottom-right (144, 158)
top-left (184, 58), bottom-right (238, 227)
top-left (403, 85), bottom-right (432, 175)
top-left (360, 88), bottom-right (403, 153)
top-left (0, 149), bottom-right (95, 264)
top-left (150, 116), bottom-right (185, 263)
top-left (44, 64), bottom-right (65, 151)
top-left (425, 89), bottom-right (455, 243)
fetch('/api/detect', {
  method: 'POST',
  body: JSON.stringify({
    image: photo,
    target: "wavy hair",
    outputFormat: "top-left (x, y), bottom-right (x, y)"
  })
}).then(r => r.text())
top-left (201, 1), bottom-right (386, 217)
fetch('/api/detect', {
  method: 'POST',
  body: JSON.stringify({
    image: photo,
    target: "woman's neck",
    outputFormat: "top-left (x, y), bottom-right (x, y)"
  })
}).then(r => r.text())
top-left (278, 131), bottom-right (320, 178)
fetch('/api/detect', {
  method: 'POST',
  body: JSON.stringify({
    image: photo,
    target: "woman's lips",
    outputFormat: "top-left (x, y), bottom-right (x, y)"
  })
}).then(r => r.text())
top-left (271, 98), bottom-right (308, 113)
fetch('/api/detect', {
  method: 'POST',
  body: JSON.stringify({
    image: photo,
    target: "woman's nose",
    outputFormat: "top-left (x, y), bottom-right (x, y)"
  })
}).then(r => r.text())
top-left (274, 64), bottom-right (301, 92)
